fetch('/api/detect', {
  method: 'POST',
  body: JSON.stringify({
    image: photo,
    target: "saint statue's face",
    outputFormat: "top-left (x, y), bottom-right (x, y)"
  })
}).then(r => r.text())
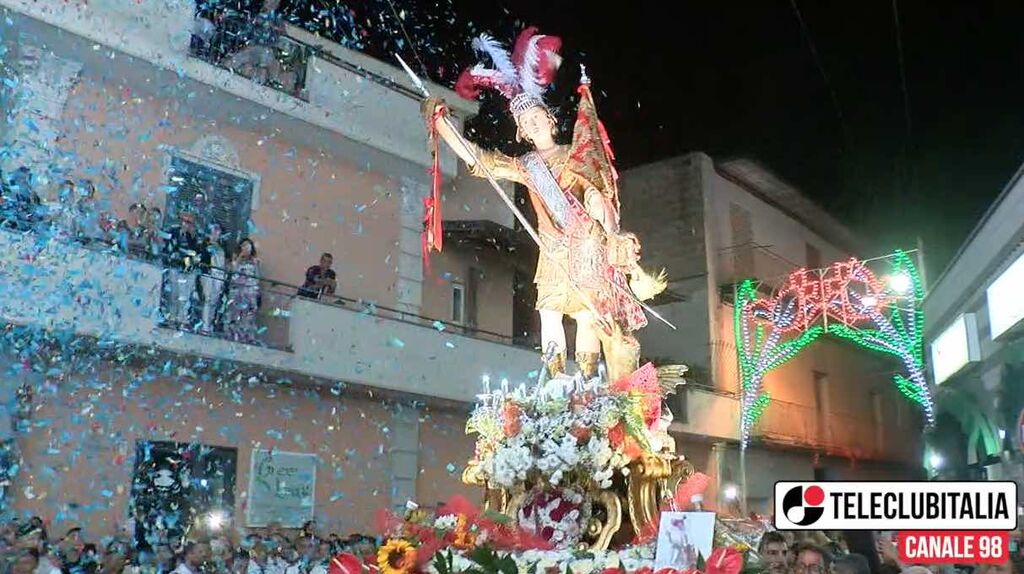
top-left (516, 106), bottom-right (555, 145)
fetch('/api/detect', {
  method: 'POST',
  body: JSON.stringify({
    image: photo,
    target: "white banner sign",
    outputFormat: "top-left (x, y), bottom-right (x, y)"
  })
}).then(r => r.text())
top-left (246, 449), bottom-right (316, 527)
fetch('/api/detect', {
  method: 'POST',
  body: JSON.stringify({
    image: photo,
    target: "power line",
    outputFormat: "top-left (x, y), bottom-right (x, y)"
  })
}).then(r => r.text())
top-left (788, 0), bottom-right (849, 151)
top-left (892, 0), bottom-right (915, 204)
top-left (892, 0), bottom-right (913, 151)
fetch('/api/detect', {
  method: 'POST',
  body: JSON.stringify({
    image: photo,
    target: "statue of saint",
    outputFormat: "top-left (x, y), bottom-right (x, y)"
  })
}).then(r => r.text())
top-left (422, 28), bottom-right (665, 382)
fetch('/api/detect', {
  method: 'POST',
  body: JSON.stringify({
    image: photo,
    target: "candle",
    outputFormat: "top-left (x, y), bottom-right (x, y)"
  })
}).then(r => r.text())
top-left (501, 378), bottom-right (509, 394)
top-left (482, 374), bottom-right (491, 395)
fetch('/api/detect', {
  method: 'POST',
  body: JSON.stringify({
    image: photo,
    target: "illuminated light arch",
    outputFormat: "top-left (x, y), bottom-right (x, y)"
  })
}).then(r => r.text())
top-left (735, 250), bottom-right (934, 450)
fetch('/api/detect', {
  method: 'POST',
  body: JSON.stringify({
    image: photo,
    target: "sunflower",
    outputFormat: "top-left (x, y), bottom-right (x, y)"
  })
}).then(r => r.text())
top-left (377, 539), bottom-right (417, 574)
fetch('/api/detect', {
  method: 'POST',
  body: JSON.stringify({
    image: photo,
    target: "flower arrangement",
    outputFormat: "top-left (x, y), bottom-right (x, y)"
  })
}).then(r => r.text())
top-left (369, 496), bottom-right (752, 574)
top-left (466, 364), bottom-right (666, 491)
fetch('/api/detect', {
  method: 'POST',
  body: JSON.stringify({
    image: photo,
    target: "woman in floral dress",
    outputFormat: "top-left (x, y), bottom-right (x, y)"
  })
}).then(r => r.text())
top-left (224, 238), bottom-right (261, 343)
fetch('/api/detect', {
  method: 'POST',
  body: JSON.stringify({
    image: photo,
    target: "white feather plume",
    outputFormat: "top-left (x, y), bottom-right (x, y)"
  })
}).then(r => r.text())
top-left (518, 35), bottom-right (545, 97)
top-left (471, 34), bottom-right (517, 86)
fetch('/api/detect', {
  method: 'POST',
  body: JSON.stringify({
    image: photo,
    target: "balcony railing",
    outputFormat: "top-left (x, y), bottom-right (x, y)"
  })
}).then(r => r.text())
top-left (190, 12), bottom-right (311, 99)
top-left (717, 242), bottom-right (802, 299)
top-left (0, 226), bottom-right (537, 402)
top-left (156, 262), bottom-right (520, 352)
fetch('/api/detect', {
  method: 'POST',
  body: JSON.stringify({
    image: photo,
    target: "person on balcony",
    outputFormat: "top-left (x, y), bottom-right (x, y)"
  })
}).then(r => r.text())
top-left (0, 167), bottom-right (43, 232)
top-left (198, 223), bottom-right (227, 334)
top-left (162, 210), bottom-right (204, 329)
top-left (146, 206), bottom-right (165, 261)
top-left (297, 253), bottom-right (336, 300)
top-left (224, 237), bottom-right (261, 343)
top-left (223, 0), bottom-right (288, 90)
top-left (116, 203), bottom-right (150, 257)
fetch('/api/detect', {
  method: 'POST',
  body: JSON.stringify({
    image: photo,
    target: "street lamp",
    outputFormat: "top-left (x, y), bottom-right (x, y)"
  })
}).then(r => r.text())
top-left (723, 483), bottom-right (739, 501)
top-left (887, 272), bottom-right (913, 295)
top-left (205, 510), bottom-right (227, 531)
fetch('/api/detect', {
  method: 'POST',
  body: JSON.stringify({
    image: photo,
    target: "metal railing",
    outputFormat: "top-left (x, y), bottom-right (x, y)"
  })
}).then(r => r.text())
top-left (8, 217), bottom-right (524, 351)
top-left (754, 398), bottom-right (895, 458)
top-left (190, 12), bottom-right (311, 99)
top-left (718, 242), bottom-right (803, 293)
top-left (154, 259), bottom-right (524, 351)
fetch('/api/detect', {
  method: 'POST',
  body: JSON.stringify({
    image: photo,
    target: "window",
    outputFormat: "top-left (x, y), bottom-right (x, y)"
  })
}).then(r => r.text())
top-left (729, 202), bottom-right (754, 278)
top-left (466, 267), bottom-right (480, 329)
top-left (452, 284), bottom-right (465, 324)
top-left (166, 156), bottom-right (254, 254)
top-left (130, 441), bottom-right (237, 550)
top-left (806, 242), bottom-right (821, 269)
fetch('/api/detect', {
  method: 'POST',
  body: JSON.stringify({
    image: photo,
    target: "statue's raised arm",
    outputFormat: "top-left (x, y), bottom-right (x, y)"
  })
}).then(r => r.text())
top-left (423, 27), bottom-right (666, 383)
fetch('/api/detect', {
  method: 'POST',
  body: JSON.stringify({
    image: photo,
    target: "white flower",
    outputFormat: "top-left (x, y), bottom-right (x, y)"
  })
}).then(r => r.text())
top-left (569, 559), bottom-right (595, 574)
top-left (433, 514), bottom-right (458, 531)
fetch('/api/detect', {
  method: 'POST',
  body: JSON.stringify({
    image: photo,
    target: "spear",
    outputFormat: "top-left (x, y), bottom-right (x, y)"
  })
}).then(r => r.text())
top-left (395, 54), bottom-right (676, 331)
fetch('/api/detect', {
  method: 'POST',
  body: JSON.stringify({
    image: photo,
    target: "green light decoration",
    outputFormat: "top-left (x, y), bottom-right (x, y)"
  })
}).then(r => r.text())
top-left (735, 250), bottom-right (934, 450)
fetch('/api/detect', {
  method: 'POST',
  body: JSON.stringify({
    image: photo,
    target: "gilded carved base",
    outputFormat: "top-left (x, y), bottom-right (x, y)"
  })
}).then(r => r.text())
top-left (463, 449), bottom-right (694, 551)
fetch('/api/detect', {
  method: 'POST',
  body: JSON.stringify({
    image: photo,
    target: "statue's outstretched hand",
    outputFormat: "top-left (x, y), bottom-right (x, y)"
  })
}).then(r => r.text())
top-left (420, 96), bottom-right (447, 126)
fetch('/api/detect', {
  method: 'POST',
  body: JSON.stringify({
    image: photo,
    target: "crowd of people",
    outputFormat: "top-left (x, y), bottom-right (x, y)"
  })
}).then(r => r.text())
top-left (757, 530), bottom-right (1018, 574)
top-left (0, 518), bottom-right (378, 574)
top-left (0, 168), bottom-right (267, 343)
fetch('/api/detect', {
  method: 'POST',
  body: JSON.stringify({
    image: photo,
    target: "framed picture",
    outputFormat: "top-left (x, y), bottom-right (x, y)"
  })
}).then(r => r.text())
top-left (654, 511), bottom-right (717, 570)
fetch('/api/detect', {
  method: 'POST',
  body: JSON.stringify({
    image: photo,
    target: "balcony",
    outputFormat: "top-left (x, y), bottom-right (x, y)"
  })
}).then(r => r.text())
top-left (716, 242), bottom-right (801, 302)
top-left (670, 385), bottom-right (918, 463)
top-left (0, 228), bottom-right (536, 403)
top-left (0, 1), bottom-right (472, 178)
top-left (190, 12), bottom-right (311, 100)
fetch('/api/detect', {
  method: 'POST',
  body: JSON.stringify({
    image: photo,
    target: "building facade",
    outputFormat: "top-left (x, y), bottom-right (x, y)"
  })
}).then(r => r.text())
top-left (619, 153), bottom-right (925, 513)
top-left (923, 161), bottom-right (1024, 491)
top-left (0, 0), bottom-right (535, 541)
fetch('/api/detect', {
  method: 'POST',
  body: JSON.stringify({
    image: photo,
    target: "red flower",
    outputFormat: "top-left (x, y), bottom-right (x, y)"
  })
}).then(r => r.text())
top-left (704, 548), bottom-right (743, 574)
top-left (502, 402), bottom-right (522, 437)
top-left (569, 424), bottom-right (591, 443)
top-left (633, 567), bottom-right (654, 574)
top-left (601, 568), bottom-right (624, 574)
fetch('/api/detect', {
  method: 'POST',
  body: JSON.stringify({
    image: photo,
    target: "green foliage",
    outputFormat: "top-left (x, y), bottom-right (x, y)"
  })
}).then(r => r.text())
top-left (464, 546), bottom-right (519, 574)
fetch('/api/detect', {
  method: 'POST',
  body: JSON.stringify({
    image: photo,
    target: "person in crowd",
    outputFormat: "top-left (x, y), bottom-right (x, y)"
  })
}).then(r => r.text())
top-left (162, 210), bottom-right (204, 329)
top-left (58, 527), bottom-right (87, 574)
top-left (145, 206), bottom-right (165, 261)
top-left (231, 550), bottom-right (250, 574)
top-left (11, 548), bottom-right (41, 574)
top-left (154, 543), bottom-right (176, 574)
top-left (314, 541), bottom-right (331, 565)
top-left (100, 539), bottom-right (131, 574)
top-left (299, 522), bottom-right (316, 541)
top-left (297, 254), bottom-right (336, 300)
top-left (224, 238), bottom-right (261, 343)
top-left (758, 531), bottom-right (789, 574)
top-left (172, 541), bottom-right (209, 574)
top-left (285, 536), bottom-right (323, 574)
top-left (832, 553), bottom-right (870, 574)
top-left (198, 223), bottom-right (227, 334)
top-left (791, 542), bottom-right (830, 574)
top-left (117, 203), bottom-right (151, 257)
top-left (0, 166), bottom-right (43, 231)
top-left (875, 531), bottom-right (904, 574)
top-left (13, 522), bottom-right (59, 574)
top-left (80, 543), bottom-right (101, 573)
top-left (224, 0), bottom-right (287, 88)
top-left (71, 180), bottom-right (106, 244)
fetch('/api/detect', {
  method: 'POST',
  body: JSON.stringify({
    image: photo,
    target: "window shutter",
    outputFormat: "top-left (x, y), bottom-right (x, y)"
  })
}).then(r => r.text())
top-left (166, 156), bottom-right (253, 253)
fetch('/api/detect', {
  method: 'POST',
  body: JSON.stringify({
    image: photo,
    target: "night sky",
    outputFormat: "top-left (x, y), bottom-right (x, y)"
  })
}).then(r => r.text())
top-left (277, 0), bottom-right (1024, 276)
